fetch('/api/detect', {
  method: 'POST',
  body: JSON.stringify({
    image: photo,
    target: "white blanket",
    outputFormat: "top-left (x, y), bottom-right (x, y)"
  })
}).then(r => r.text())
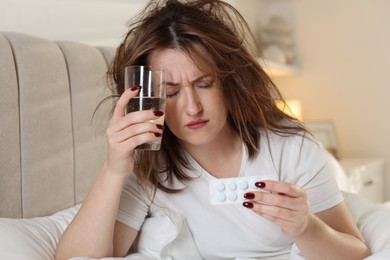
top-left (0, 193), bottom-right (389, 260)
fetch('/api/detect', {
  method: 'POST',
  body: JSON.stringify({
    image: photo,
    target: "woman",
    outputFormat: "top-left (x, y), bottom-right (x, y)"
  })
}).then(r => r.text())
top-left (55, 0), bottom-right (370, 259)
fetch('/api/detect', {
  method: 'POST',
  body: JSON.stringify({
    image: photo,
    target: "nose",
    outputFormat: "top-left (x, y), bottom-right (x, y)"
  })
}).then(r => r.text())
top-left (185, 89), bottom-right (202, 116)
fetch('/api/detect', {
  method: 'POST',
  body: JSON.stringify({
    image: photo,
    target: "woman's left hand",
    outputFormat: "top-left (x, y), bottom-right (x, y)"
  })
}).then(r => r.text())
top-left (243, 180), bottom-right (312, 238)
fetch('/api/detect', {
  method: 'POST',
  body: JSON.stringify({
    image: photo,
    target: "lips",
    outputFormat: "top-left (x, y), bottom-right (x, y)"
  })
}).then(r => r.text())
top-left (186, 119), bottom-right (209, 129)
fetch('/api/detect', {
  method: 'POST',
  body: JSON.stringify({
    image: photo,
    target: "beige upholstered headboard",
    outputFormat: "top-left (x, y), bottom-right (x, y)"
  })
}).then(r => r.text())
top-left (0, 32), bottom-right (115, 218)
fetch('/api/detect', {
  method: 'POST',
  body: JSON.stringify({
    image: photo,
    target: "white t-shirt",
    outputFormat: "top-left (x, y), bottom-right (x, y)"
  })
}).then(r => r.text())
top-left (117, 131), bottom-right (343, 259)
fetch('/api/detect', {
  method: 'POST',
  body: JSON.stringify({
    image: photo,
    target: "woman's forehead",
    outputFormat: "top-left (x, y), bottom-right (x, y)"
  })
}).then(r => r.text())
top-left (149, 46), bottom-right (215, 81)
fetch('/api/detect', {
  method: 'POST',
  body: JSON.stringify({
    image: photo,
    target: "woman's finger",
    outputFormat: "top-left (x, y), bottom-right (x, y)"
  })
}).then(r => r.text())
top-left (251, 201), bottom-right (298, 221)
top-left (256, 180), bottom-right (305, 198)
top-left (246, 191), bottom-right (303, 211)
top-left (244, 193), bottom-right (310, 237)
top-left (112, 86), bottom-right (141, 120)
top-left (108, 109), bottom-right (164, 135)
top-left (111, 121), bottom-right (163, 144)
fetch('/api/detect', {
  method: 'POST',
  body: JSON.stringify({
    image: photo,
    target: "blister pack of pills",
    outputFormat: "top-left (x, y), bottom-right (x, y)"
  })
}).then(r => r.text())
top-left (209, 176), bottom-right (267, 205)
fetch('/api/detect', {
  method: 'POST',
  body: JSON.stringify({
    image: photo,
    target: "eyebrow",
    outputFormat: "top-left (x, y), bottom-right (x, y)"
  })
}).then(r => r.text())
top-left (165, 74), bottom-right (214, 87)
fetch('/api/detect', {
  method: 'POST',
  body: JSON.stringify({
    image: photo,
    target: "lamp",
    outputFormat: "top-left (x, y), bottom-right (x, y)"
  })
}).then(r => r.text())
top-left (277, 99), bottom-right (303, 121)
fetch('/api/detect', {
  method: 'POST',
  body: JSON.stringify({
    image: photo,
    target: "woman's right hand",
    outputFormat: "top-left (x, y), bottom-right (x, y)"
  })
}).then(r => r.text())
top-left (105, 86), bottom-right (164, 176)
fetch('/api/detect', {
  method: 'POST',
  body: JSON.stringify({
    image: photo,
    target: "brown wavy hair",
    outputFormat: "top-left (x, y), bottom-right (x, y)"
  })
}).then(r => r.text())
top-left (105, 0), bottom-right (306, 193)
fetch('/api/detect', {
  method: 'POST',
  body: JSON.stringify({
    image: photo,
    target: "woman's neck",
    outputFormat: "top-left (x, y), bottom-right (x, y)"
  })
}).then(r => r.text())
top-left (182, 127), bottom-right (243, 178)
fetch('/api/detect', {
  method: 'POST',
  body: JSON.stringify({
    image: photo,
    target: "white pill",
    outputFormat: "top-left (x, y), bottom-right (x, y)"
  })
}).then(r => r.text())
top-left (228, 192), bottom-right (238, 201)
top-left (216, 182), bottom-right (225, 191)
top-left (238, 181), bottom-right (249, 190)
top-left (209, 176), bottom-right (269, 205)
top-left (216, 193), bottom-right (226, 202)
top-left (227, 182), bottom-right (237, 191)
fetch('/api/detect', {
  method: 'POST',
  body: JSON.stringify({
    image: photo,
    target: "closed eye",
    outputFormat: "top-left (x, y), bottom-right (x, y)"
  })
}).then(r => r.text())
top-left (195, 83), bottom-right (211, 89)
top-left (165, 75), bottom-right (216, 98)
top-left (167, 90), bottom-right (180, 98)
top-left (167, 84), bottom-right (180, 98)
top-left (194, 76), bottom-right (216, 89)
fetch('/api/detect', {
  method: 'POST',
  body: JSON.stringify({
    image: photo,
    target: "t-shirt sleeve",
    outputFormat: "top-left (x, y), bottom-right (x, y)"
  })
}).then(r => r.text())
top-left (283, 135), bottom-right (344, 213)
top-left (116, 174), bottom-right (150, 231)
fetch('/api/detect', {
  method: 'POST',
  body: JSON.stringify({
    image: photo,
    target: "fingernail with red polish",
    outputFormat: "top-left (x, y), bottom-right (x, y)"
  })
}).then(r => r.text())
top-left (255, 182), bottom-right (266, 189)
top-left (130, 85), bottom-right (141, 91)
top-left (156, 124), bottom-right (164, 130)
top-left (243, 192), bottom-right (255, 199)
top-left (154, 133), bottom-right (162, 137)
top-left (243, 202), bottom-right (254, 208)
top-left (153, 111), bottom-right (164, 117)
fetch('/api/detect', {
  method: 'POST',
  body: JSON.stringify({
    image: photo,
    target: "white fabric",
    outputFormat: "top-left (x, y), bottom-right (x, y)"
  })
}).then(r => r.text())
top-left (117, 131), bottom-right (344, 259)
top-left (1, 196), bottom-right (389, 260)
top-left (0, 166), bottom-right (390, 259)
top-left (364, 248), bottom-right (390, 260)
top-left (0, 135), bottom-right (388, 260)
top-left (326, 151), bottom-right (356, 193)
top-left (133, 209), bottom-right (203, 259)
top-left (343, 192), bottom-right (390, 255)
top-left (0, 204), bottom-right (80, 260)
top-left (70, 254), bottom-right (154, 260)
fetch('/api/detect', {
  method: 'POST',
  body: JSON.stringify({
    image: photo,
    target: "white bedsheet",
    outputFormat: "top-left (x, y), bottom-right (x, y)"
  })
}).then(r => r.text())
top-left (0, 194), bottom-right (389, 260)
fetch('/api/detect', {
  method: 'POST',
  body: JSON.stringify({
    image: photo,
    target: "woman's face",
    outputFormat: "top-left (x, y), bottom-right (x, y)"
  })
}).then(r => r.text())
top-left (148, 47), bottom-right (229, 149)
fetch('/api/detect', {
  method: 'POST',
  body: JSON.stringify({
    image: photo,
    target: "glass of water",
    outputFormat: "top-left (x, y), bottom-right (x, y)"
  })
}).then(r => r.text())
top-left (125, 65), bottom-right (166, 150)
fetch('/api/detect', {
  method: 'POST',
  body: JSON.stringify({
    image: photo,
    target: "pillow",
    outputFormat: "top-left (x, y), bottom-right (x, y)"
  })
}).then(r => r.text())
top-left (70, 253), bottom-right (154, 260)
top-left (70, 209), bottom-right (202, 260)
top-left (0, 204), bottom-right (80, 260)
top-left (134, 210), bottom-right (202, 259)
top-left (343, 192), bottom-right (390, 254)
top-left (365, 248), bottom-right (390, 260)
top-left (356, 204), bottom-right (390, 253)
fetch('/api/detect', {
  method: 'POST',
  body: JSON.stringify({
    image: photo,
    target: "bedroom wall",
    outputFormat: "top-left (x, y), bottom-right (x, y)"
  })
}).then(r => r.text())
top-left (0, 0), bottom-right (146, 46)
top-left (1, 0), bottom-right (389, 200)
top-left (267, 0), bottom-right (390, 200)
top-left (0, 0), bottom-right (264, 46)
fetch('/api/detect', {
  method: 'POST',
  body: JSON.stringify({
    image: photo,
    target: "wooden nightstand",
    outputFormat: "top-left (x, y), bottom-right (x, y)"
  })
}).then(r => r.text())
top-left (339, 158), bottom-right (386, 203)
